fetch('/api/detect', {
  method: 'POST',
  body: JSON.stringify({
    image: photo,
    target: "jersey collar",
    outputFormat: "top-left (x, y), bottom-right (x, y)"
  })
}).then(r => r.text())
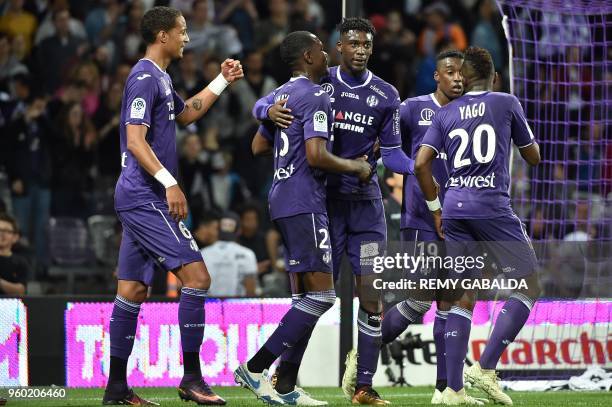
top-left (465, 91), bottom-right (488, 95)
top-left (429, 93), bottom-right (442, 107)
top-left (289, 75), bottom-right (308, 82)
top-left (336, 66), bottom-right (372, 89)
top-left (140, 58), bottom-right (166, 73)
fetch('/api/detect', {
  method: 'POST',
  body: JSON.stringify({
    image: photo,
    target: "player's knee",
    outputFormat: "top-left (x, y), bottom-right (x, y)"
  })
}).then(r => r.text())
top-left (184, 273), bottom-right (210, 290)
top-left (117, 281), bottom-right (148, 303)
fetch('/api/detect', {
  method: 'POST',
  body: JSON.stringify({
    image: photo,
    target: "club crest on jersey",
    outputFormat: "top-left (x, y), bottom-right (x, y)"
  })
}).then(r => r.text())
top-left (130, 98), bottom-right (146, 119)
top-left (322, 83), bottom-right (334, 96)
top-left (322, 251), bottom-right (331, 264)
top-left (366, 95), bottom-right (379, 107)
top-left (419, 108), bottom-right (435, 125)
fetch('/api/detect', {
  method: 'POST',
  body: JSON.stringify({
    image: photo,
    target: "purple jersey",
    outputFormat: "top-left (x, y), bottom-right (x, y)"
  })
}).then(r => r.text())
top-left (400, 93), bottom-right (450, 232)
top-left (259, 76), bottom-right (332, 220)
top-left (421, 91), bottom-right (535, 219)
top-left (321, 66), bottom-right (401, 200)
top-left (115, 59), bottom-right (185, 211)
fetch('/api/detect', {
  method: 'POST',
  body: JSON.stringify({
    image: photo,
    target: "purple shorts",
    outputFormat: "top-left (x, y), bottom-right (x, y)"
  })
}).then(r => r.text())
top-left (274, 213), bottom-right (333, 273)
top-left (116, 202), bottom-right (203, 286)
top-left (400, 228), bottom-right (440, 243)
top-left (327, 199), bottom-right (387, 280)
top-left (443, 214), bottom-right (537, 279)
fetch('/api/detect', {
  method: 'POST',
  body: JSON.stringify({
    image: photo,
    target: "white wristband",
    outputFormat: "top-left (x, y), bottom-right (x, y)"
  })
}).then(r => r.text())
top-left (208, 73), bottom-right (230, 96)
top-left (426, 197), bottom-right (441, 212)
top-left (154, 168), bottom-right (177, 189)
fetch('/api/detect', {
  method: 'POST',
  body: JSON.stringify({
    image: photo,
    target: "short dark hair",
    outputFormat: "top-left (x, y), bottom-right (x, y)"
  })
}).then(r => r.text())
top-left (238, 202), bottom-right (261, 219)
top-left (141, 6), bottom-right (182, 44)
top-left (195, 210), bottom-right (221, 229)
top-left (0, 213), bottom-right (18, 234)
top-left (463, 46), bottom-right (494, 80)
top-left (436, 49), bottom-right (464, 62)
top-left (337, 17), bottom-right (376, 36)
top-left (280, 31), bottom-right (316, 69)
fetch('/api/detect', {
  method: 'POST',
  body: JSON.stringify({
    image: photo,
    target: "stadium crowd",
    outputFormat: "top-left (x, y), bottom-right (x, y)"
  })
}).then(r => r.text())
top-left (1, 0), bottom-right (603, 297)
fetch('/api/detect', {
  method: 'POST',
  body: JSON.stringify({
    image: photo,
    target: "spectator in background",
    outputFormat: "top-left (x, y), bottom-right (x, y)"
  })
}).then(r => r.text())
top-left (255, 0), bottom-right (290, 84)
top-left (0, 0), bottom-right (37, 56)
top-left (369, 10), bottom-right (416, 97)
top-left (36, 8), bottom-right (87, 93)
top-left (0, 213), bottom-right (28, 296)
top-left (237, 203), bottom-right (273, 279)
top-left (114, 0), bottom-right (145, 65)
top-left (216, 0), bottom-right (258, 52)
top-left (5, 94), bottom-right (52, 267)
top-left (229, 50), bottom-right (278, 139)
top-left (210, 151), bottom-right (251, 211)
top-left (290, 0), bottom-right (324, 32)
top-left (0, 32), bottom-right (28, 85)
top-left (173, 50), bottom-right (206, 98)
top-left (33, 0), bottom-right (86, 45)
top-left (201, 211), bottom-right (258, 297)
top-left (186, 0), bottom-right (243, 59)
top-left (418, 2), bottom-right (466, 57)
top-left (70, 61), bottom-right (101, 116)
top-left (84, 0), bottom-right (126, 47)
top-left (94, 81), bottom-right (122, 179)
top-left (51, 102), bottom-right (96, 217)
top-left (197, 57), bottom-right (235, 142)
top-left (193, 210), bottom-right (220, 249)
top-left (471, 0), bottom-right (504, 71)
top-left (382, 170), bottom-right (402, 242)
top-left (179, 133), bottom-right (216, 223)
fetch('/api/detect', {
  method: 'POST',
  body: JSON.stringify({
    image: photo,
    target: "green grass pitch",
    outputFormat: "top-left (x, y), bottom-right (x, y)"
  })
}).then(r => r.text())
top-left (3, 386), bottom-right (610, 406)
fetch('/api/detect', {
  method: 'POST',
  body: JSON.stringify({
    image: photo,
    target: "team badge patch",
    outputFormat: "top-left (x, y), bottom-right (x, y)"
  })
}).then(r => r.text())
top-left (366, 95), bottom-right (379, 107)
top-left (130, 98), bottom-right (146, 119)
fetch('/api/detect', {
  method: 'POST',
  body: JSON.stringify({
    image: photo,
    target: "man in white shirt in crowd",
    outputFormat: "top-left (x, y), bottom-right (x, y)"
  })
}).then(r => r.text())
top-left (198, 211), bottom-right (258, 297)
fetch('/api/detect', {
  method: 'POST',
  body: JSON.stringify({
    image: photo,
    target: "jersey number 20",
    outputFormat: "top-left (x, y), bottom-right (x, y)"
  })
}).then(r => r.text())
top-left (449, 124), bottom-right (496, 169)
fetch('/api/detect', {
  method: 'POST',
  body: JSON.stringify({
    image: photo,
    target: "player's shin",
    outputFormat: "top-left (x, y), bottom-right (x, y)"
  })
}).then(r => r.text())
top-left (108, 295), bottom-right (142, 387)
top-left (178, 287), bottom-right (208, 380)
top-left (478, 292), bottom-right (535, 369)
top-left (445, 306), bottom-right (473, 392)
top-left (433, 308), bottom-right (449, 391)
top-left (275, 293), bottom-right (314, 394)
top-left (248, 290), bottom-right (336, 373)
top-left (381, 298), bottom-right (431, 344)
top-left (356, 307), bottom-right (383, 387)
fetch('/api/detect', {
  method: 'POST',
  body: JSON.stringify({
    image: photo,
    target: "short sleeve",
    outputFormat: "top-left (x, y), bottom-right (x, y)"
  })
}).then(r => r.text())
top-left (173, 89), bottom-right (186, 117)
top-left (258, 121), bottom-right (275, 142)
top-left (510, 96), bottom-right (535, 148)
top-left (237, 248), bottom-right (258, 279)
top-left (421, 111), bottom-right (444, 155)
top-left (379, 94), bottom-right (402, 148)
top-left (124, 72), bottom-right (157, 127)
top-left (299, 88), bottom-right (331, 141)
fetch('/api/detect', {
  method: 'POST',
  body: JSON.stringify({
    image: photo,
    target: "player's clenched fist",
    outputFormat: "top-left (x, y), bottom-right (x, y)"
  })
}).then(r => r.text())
top-left (166, 185), bottom-right (188, 222)
top-left (221, 59), bottom-right (244, 83)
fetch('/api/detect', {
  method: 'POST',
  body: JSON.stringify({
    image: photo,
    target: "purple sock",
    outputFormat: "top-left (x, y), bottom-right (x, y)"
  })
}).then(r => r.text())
top-left (179, 287), bottom-right (207, 376)
top-left (262, 290), bottom-right (335, 360)
top-left (356, 308), bottom-right (382, 387)
top-left (479, 294), bottom-right (534, 369)
top-left (445, 306), bottom-right (472, 392)
top-left (433, 310), bottom-right (448, 385)
top-left (382, 299), bottom-right (429, 344)
top-left (110, 295), bottom-right (141, 361)
top-left (280, 294), bottom-right (312, 365)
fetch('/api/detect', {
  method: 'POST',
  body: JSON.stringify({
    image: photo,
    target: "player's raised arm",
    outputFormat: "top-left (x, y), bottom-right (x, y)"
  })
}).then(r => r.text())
top-left (380, 94), bottom-right (415, 175)
top-left (176, 58), bottom-right (244, 126)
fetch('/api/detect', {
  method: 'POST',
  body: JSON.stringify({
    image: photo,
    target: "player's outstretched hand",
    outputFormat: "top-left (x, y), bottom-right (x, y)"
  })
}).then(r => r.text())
top-left (166, 185), bottom-right (188, 222)
top-left (432, 209), bottom-right (444, 240)
top-left (354, 155), bottom-right (373, 183)
top-left (269, 99), bottom-right (293, 128)
top-left (221, 59), bottom-right (244, 83)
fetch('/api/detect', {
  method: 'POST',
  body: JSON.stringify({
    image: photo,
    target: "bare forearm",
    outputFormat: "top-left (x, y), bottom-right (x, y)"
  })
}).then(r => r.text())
top-left (0, 278), bottom-right (25, 295)
top-left (415, 164), bottom-right (437, 201)
top-left (177, 89), bottom-right (220, 126)
top-left (127, 136), bottom-right (164, 176)
top-left (309, 149), bottom-right (359, 174)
